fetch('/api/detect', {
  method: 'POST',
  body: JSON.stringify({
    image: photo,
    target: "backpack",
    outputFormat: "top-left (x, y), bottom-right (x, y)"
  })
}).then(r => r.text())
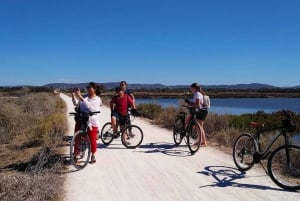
top-left (202, 94), bottom-right (211, 109)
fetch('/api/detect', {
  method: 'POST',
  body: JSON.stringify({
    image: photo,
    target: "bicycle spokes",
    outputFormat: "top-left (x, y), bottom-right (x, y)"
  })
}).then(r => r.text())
top-left (100, 123), bottom-right (114, 145)
top-left (173, 118), bottom-right (184, 145)
top-left (268, 145), bottom-right (300, 191)
top-left (233, 134), bottom-right (256, 171)
top-left (70, 131), bottom-right (91, 170)
top-left (122, 125), bottom-right (143, 149)
top-left (187, 123), bottom-right (201, 154)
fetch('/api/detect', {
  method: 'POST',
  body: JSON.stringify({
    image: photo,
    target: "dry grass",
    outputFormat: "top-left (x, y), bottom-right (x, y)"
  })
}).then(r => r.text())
top-left (0, 89), bottom-right (67, 201)
top-left (0, 170), bottom-right (63, 201)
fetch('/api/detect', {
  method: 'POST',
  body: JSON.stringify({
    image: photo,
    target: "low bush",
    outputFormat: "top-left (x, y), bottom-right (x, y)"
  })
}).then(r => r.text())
top-left (0, 170), bottom-right (63, 201)
top-left (137, 103), bottom-right (163, 120)
top-left (136, 103), bottom-right (300, 149)
top-left (154, 106), bottom-right (177, 129)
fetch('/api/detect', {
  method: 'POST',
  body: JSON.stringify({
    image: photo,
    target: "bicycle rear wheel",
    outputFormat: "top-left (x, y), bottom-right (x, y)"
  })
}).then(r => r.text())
top-left (173, 117), bottom-right (184, 145)
top-left (100, 122), bottom-right (114, 145)
top-left (268, 144), bottom-right (300, 191)
top-left (187, 121), bottom-right (201, 154)
top-left (232, 133), bottom-right (256, 171)
top-left (70, 130), bottom-right (91, 170)
top-left (121, 125), bottom-right (143, 149)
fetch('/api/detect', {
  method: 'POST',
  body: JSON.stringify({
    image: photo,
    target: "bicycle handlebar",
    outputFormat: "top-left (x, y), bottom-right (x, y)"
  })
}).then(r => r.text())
top-left (251, 110), bottom-right (295, 133)
top-left (69, 111), bottom-right (100, 116)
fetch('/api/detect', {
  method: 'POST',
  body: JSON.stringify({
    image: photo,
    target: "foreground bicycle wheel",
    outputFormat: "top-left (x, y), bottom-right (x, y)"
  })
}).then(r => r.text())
top-left (100, 122), bottom-right (114, 145)
top-left (187, 121), bottom-right (201, 154)
top-left (70, 130), bottom-right (91, 170)
top-left (268, 144), bottom-right (300, 191)
top-left (121, 125), bottom-right (143, 149)
top-left (232, 133), bottom-right (256, 171)
top-left (173, 117), bottom-right (184, 145)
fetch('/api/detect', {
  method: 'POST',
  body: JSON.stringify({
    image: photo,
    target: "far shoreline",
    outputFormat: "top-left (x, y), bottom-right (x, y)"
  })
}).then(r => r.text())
top-left (101, 91), bottom-right (300, 99)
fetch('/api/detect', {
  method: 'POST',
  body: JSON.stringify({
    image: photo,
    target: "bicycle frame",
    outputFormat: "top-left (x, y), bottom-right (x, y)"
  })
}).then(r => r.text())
top-left (114, 114), bottom-right (131, 133)
top-left (177, 107), bottom-right (198, 136)
top-left (253, 127), bottom-right (289, 160)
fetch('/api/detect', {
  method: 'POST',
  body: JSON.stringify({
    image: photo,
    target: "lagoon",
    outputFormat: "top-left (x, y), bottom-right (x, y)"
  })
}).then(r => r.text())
top-left (136, 97), bottom-right (300, 115)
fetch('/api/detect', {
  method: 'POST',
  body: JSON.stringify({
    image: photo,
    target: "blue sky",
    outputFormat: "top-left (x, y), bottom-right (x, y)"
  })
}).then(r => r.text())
top-left (0, 0), bottom-right (299, 87)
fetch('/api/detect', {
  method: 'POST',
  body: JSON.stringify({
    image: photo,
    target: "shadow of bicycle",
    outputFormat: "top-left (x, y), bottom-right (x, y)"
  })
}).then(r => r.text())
top-left (137, 142), bottom-right (192, 157)
top-left (198, 166), bottom-right (285, 191)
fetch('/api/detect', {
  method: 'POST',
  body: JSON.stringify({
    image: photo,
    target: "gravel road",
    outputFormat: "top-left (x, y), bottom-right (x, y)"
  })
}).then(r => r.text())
top-left (60, 93), bottom-right (299, 201)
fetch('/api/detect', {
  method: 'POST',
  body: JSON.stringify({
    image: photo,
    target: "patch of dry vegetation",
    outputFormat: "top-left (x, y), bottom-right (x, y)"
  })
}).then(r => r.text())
top-left (0, 89), bottom-right (67, 201)
top-left (136, 102), bottom-right (300, 155)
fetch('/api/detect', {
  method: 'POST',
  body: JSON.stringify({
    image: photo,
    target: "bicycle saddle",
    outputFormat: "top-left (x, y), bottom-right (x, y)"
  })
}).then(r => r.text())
top-left (250, 122), bottom-right (265, 128)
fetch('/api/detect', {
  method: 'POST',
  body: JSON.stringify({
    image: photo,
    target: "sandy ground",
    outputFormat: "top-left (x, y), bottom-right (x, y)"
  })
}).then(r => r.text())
top-left (60, 93), bottom-right (299, 201)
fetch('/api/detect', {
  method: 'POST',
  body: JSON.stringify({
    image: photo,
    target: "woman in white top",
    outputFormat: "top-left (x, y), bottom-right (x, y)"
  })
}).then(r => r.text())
top-left (72, 82), bottom-right (102, 164)
top-left (185, 83), bottom-right (208, 146)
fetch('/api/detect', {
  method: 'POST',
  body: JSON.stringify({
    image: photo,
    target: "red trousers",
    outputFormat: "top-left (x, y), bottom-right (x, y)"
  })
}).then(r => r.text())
top-left (74, 123), bottom-right (98, 155)
top-left (87, 126), bottom-right (98, 154)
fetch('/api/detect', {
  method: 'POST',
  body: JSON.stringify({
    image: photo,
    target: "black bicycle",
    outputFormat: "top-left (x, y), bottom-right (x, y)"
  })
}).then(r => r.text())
top-left (173, 105), bottom-right (202, 154)
top-left (99, 113), bottom-right (143, 149)
top-left (69, 110), bottom-right (100, 170)
top-left (232, 110), bottom-right (300, 191)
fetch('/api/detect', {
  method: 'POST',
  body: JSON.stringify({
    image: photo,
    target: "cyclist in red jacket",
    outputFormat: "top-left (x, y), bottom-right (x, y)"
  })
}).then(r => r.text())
top-left (110, 87), bottom-right (136, 138)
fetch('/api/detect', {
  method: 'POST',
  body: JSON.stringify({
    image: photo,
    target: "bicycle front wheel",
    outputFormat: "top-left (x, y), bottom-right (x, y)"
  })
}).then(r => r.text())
top-left (173, 117), bottom-right (184, 145)
top-left (268, 144), bottom-right (300, 191)
top-left (121, 125), bottom-right (143, 149)
top-left (70, 130), bottom-right (91, 170)
top-left (232, 133), bottom-right (256, 171)
top-left (187, 121), bottom-right (201, 154)
top-left (100, 122), bottom-right (114, 145)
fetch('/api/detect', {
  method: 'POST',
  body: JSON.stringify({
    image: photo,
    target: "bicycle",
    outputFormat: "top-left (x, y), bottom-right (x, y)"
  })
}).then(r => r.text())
top-left (232, 110), bottom-right (300, 191)
top-left (69, 110), bottom-right (100, 170)
top-left (173, 105), bottom-right (202, 154)
top-left (99, 113), bottom-right (143, 149)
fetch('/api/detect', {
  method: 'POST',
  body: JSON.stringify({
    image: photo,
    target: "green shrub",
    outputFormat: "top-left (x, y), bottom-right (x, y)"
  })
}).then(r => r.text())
top-left (137, 103), bottom-right (163, 120)
top-left (154, 106), bottom-right (177, 129)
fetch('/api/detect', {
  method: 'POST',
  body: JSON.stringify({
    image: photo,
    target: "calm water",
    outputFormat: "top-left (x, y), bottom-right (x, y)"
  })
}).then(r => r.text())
top-left (136, 97), bottom-right (300, 115)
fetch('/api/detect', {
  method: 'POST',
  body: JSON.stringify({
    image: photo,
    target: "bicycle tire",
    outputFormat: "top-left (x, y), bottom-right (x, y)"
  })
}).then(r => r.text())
top-left (121, 125), bottom-right (143, 149)
top-left (100, 122), bottom-right (114, 145)
top-left (232, 133), bottom-right (256, 171)
top-left (70, 130), bottom-right (91, 170)
top-left (173, 117), bottom-right (184, 145)
top-left (187, 121), bottom-right (201, 154)
top-left (267, 144), bottom-right (300, 191)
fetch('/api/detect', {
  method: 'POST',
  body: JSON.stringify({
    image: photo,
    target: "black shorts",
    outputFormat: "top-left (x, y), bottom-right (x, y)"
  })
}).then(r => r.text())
top-left (111, 111), bottom-right (128, 126)
top-left (196, 109), bottom-right (208, 121)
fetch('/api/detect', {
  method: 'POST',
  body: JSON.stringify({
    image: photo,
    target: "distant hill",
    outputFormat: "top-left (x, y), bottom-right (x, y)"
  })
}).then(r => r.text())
top-left (293, 85), bottom-right (300, 89)
top-left (44, 82), bottom-right (166, 90)
top-left (44, 82), bottom-right (286, 90)
top-left (202, 83), bottom-right (278, 90)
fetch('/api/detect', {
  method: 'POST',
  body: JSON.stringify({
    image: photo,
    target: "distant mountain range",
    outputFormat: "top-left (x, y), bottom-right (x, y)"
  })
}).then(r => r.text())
top-left (44, 82), bottom-right (300, 90)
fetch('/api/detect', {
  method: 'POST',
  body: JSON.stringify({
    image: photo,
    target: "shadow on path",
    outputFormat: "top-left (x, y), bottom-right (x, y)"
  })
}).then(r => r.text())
top-left (198, 166), bottom-right (288, 192)
top-left (137, 142), bottom-right (192, 157)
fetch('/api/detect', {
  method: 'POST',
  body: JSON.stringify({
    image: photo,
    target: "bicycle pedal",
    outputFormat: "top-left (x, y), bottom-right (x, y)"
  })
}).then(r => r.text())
top-left (113, 133), bottom-right (120, 138)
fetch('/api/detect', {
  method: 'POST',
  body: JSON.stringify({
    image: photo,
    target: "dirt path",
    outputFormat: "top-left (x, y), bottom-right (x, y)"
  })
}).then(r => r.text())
top-left (60, 93), bottom-right (299, 201)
